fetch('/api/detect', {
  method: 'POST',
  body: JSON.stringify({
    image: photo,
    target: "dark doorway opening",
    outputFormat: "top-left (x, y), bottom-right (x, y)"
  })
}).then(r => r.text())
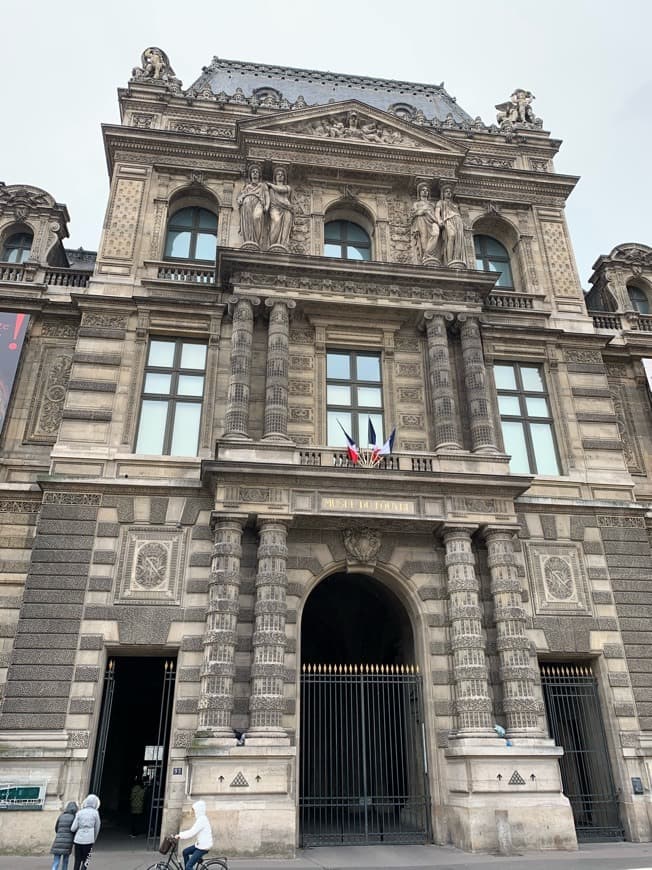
top-left (90, 656), bottom-right (176, 847)
top-left (300, 572), bottom-right (430, 846)
top-left (541, 662), bottom-right (623, 841)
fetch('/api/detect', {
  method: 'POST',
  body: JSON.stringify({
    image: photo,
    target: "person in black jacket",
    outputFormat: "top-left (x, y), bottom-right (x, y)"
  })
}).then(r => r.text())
top-left (50, 801), bottom-right (79, 870)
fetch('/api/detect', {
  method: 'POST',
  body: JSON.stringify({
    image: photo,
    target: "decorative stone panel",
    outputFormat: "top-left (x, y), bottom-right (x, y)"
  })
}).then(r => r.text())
top-left (525, 541), bottom-right (591, 616)
top-left (115, 526), bottom-right (187, 604)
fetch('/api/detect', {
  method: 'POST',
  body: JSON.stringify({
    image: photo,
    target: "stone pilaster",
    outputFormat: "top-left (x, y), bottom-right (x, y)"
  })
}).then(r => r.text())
top-left (424, 311), bottom-right (461, 450)
top-left (223, 295), bottom-right (259, 439)
top-left (443, 526), bottom-right (493, 735)
top-left (247, 520), bottom-right (290, 742)
top-left (458, 315), bottom-right (498, 453)
top-left (197, 516), bottom-right (244, 738)
top-left (484, 527), bottom-right (541, 735)
top-left (263, 298), bottom-right (295, 441)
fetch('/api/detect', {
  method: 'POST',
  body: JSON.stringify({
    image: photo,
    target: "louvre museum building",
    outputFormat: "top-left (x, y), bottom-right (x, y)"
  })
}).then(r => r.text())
top-left (1, 47), bottom-right (652, 856)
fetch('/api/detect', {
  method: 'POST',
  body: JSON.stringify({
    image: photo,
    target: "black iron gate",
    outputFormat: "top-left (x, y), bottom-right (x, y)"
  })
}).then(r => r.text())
top-left (541, 663), bottom-right (623, 841)
top-left (300, 663), bottom-right (431, 846)
top-left (146, 659), bottom-right (176, 847)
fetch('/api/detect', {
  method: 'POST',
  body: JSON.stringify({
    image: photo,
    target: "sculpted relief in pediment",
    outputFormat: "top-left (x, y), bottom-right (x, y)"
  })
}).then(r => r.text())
top-left (278, 109), bottom-right (419, 147)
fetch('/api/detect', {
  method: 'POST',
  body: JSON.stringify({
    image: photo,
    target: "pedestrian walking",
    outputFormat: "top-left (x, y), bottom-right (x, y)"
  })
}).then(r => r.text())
top-left (50, 801), bottom-right (78, 870)
top-left (174, 800), bottom-right (213, 870)
top-left (70, 794), bottom-right (101, 870)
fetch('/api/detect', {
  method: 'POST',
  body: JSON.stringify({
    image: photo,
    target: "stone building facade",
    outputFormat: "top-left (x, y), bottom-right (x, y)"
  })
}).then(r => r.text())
top-left (1, 48), bottom-right (652, 855)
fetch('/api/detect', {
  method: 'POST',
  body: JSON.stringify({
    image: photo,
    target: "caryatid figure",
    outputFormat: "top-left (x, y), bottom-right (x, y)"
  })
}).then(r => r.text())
top-left (434, 185), bottom-right (465, 266)
top-left (410, 183), bottom-right (440, 263)
top-left (268, 167), bottom-right (295, 250)
top-left (237, 165), bottom-right (270, 249)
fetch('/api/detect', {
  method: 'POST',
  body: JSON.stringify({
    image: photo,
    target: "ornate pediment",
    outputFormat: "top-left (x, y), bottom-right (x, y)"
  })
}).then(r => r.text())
top-left (608, 243), bottom-right (652, 269)
top-left (237, 100), bottom-right (467, 157)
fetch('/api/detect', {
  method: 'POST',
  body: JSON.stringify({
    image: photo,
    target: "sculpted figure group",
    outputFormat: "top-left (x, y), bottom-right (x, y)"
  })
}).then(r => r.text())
top-left (238, 166), bottom-right (295, 250)
top-left (411, 184), bottom-right (465, 266)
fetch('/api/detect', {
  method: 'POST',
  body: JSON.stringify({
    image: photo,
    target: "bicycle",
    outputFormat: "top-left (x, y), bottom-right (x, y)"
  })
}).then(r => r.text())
top-left (147, 836), bottom-right (228, 870)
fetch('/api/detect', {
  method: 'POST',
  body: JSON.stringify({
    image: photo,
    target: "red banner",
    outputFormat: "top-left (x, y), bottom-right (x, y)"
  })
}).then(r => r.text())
top-left (0, 312), bottom-right (29, 431)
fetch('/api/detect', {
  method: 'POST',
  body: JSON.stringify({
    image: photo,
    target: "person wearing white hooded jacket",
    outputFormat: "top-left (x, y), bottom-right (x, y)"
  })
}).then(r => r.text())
top-left (70, 794), bottom-right (101, 870)
top-left (175, 800), bottom-right (213, 870)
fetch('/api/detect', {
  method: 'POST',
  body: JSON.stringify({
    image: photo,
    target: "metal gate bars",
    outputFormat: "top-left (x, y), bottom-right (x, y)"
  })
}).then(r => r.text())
top-left (300, 663), bottom-right (431, 846)
top-left (541, 663), bottom-right (623, 841)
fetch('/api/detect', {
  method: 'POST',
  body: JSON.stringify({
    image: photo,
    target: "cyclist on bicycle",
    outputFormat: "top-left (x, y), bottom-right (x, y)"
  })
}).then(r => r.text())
top-left (174, 800), bottom-right (213, 870)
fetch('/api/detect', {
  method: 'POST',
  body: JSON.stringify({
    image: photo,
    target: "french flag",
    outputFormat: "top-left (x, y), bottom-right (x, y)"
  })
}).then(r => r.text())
top-left (338, 421), bottom-right (359, 464)
top-left (368, 419), bottom-right (396, 463)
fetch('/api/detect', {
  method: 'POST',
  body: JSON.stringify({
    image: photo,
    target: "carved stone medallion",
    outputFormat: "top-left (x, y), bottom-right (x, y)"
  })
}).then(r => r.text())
top-left (343, 527), bottom-right (382, 565)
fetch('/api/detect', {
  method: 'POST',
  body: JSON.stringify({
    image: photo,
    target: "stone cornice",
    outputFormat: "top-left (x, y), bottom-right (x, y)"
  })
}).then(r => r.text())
top-left (217, 247), bottom-right (497, 311)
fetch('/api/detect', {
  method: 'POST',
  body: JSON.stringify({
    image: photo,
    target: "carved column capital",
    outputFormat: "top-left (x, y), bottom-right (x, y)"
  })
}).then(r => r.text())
top-left (264, 297), bottom-right (296, 314)
top-left (227, 295), bottom-right (261, 318)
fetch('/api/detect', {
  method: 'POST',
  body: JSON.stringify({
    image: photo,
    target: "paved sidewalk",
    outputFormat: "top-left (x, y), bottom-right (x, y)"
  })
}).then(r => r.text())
top-left (4, 842), bottom-right (652, 870)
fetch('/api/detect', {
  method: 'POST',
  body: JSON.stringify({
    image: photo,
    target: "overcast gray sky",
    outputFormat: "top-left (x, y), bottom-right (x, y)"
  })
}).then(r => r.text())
top-left (2, 0), bottom-right (650, 285)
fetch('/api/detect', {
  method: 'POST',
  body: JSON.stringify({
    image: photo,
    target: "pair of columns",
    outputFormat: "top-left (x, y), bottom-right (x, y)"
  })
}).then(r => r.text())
top-left (223, 295), bottom-right (295, 442)
top-left (424, 311), bottom-right (497, 453)
top-left (198, 516), bottom-right (289, 740)
top-left (443, 525), bottom-right (540, 737)
top-left (197, 519), bottom-right (539, 741)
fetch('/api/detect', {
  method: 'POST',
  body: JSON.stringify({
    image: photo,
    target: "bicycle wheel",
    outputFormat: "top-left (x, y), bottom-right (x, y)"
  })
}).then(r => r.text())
top-left (146, 864), bottom-right (170, 870)
top-left (200, 859), bottom-right (228, 870)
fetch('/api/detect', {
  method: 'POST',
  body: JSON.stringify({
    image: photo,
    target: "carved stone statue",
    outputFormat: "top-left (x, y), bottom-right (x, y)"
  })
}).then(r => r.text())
top-left (496, 89), bottom-right (540, 128)
top-left (237, 166), bottom-right (270, 249)
top-left (434, 186), bottom-right (465, 266)
top-left (268, 168), bottom-right (295, 250)
top-left (410, 184), bottom-right (440, 263)
top-left (131, 48), bottom-right (182, 90)
top-left (293, 111), bottom-right (413, 146)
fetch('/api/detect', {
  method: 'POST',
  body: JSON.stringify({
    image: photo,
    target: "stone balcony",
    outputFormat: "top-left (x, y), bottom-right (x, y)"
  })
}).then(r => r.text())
top-left (589, 310), bottom-right (652, 333)
top-left (0, 261), bottom-right (92, 289)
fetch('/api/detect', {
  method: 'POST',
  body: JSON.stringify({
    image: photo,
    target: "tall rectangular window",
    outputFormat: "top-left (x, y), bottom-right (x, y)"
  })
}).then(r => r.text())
top-left (326, 350), bottom-right (383, 447)
top-left (494, 362), bottom-right (560, 475)
top-left (135, 339), bottom-right (207, 456)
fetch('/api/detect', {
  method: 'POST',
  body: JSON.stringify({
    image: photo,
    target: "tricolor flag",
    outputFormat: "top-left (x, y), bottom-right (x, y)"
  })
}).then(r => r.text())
top-left (368, 419), bottom-right (396, 463)
top-left (338, 420), bottom-right (359, 464)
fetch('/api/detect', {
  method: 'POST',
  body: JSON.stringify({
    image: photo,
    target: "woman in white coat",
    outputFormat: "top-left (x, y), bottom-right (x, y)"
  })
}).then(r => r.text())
top-left (175, 800), bottom-right (213, 870)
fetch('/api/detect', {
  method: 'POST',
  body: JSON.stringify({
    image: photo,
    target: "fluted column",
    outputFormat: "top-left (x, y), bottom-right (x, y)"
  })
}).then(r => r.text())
top-left (197, 516), bottom-right (244, 737)
top-left (484, 527), bottom-right (541, 736)
top-left (263, 298), bottom-right (295, 441)
top-left (223, 295), bottom-right (259, 439)
top-left (458, 315), bottom-right (498, 453)
top-left (247, 520), bottom-right (289, 741)
top-left (443, 526), bottom-right (493, 735)
top-left (424, 311), bottom-right (461, 450)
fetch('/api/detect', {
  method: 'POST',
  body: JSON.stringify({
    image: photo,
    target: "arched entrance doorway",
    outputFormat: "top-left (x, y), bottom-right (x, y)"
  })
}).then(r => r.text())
top-left (299, 572), bottom-right (431, 846)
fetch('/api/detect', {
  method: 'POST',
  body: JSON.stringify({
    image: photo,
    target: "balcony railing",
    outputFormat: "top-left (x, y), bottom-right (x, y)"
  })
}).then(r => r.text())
top-left (591, 313), bottom-right (623, 330)
top-left (155, 263), bottom-right (216, 284)
top-left (589, 311), bottom-right (652, 332)
top-left (299, 450), bottom-right (433, 472)
top-left (0, 261), bottom-right (92, 288)
top-left (485, 292), bottom-right (534, 310)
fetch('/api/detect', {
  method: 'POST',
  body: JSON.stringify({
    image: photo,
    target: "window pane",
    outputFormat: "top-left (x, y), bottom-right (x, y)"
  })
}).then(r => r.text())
top-left (484, 237), bottom-right (508, 256)
top-left (521, 367), bottom-right (545, 392)
top-left (498, 395), bottom-right (520, 416)
top-left (327, 353), bottom-right (350, 379)
top-left (328, 411), bottom-right (351, 446)
top-left (495, 263), bottom-right (514, 287)
top-left (475, 256), bottom-right (484, 270)
top-left (358, 413), bottom-right (383, 447)
top-left (346, 223), bottom-right (369, 243)
top-left (149, 341), bottom-right (175, 367)
top-left (180, 343), bottom-right (207, 370)
top-left (531, 424), bottom-right (560, 474)
top-left (494, 365), bottom-right (516, 390)
top-left (165, 230), bottom-right (191, 258)
top-left (356, 356), bottom-right (380, 381)
top-left (324, 221), bottom-right (343, 242)
top-left (502, 421), bottom-right (530, 473)
top-left (346, 245), bottom-right (369, 261)
top-left (324, 243), bottom-right (343, 258)
top-left (170, 403), bottom-right (201, 455)
top-left (525, 396), bottom-right (549, 417)
top-left (136, 400), bottom-right (168, 454)
top-left (170, 208), bottom-right (194, 227)
top-left (357, 387), bottom-right (382, 407)
top-left (178, 375), bottom-right (204, 397)
top-left (144, 373), bottom-right (172, 394)
top-left (198, 209), bottom-right (217, 229)
top-left (327, 384), bottom-right (351, 405)
top-left (194, 232), bottom-right (216, 261)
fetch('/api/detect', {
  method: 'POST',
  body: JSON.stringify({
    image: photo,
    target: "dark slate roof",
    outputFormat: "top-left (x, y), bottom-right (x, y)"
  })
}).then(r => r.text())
top-left (190, 56), bottom-right (474, 124)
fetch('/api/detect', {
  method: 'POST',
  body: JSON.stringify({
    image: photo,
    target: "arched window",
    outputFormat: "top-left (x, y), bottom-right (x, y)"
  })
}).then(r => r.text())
top-left (627, 284), bottom-right (650, 314)
top-left (474, 234), bottom-right (514, 288)
top-left (2, 232), bottom-right (33, 264)
top-left (164, 207), bottom-right (217, 261)
top-left (324, 220), bottom-right (371, 261)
